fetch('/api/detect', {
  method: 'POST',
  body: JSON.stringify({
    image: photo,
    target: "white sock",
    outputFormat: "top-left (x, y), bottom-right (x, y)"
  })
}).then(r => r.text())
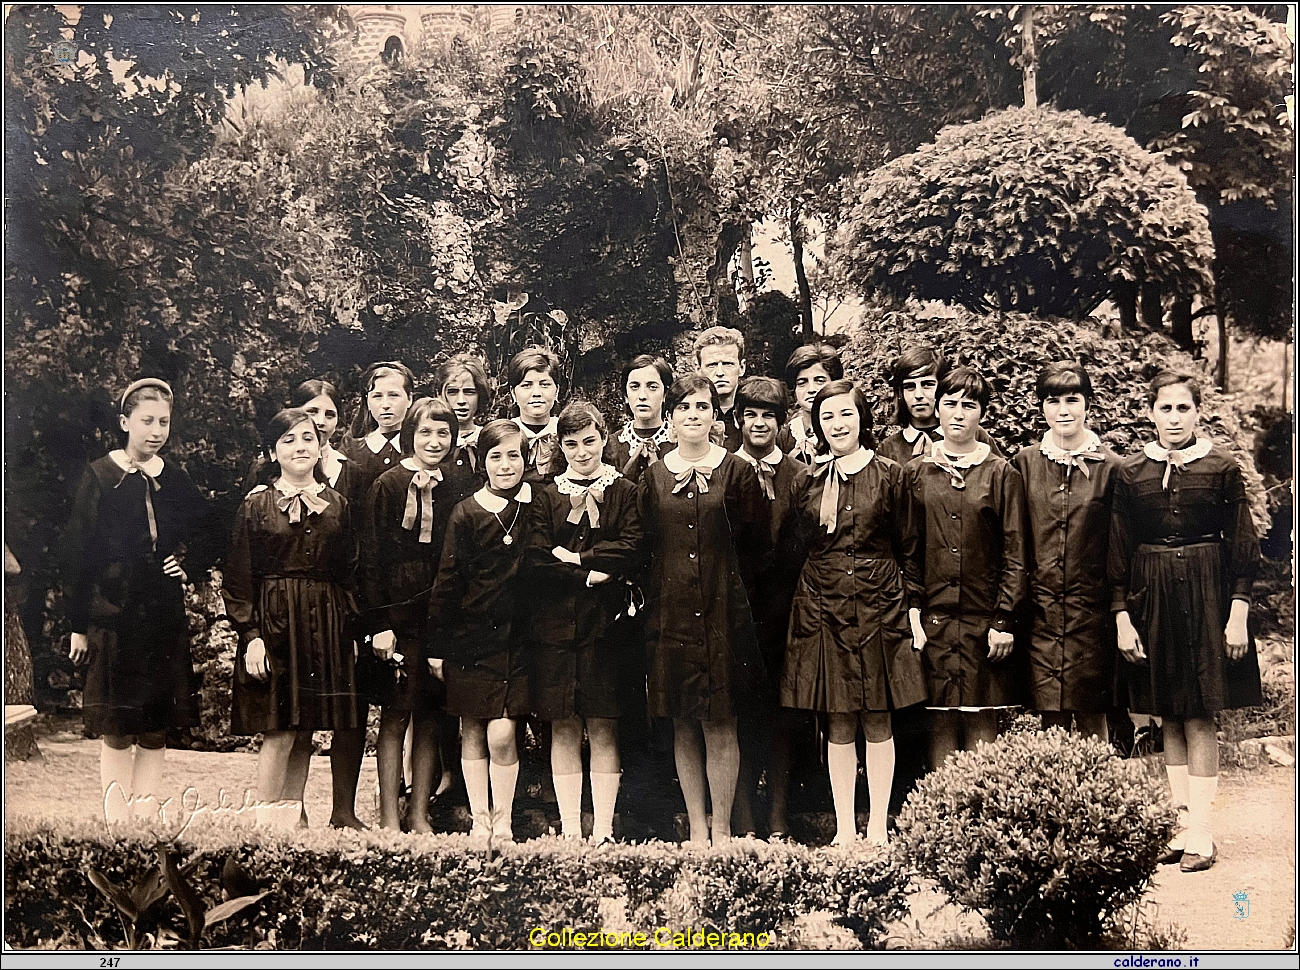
top-left (590, 771), bottom-right (621, 842)
top-left (1165, 763), bottom-right (1189, 849)
top-left (489, 760), bottom-right (519, 841)
top-left (553, 771), bottom-right (583, 839)
top-left (462, 758), bottom-right (491, 835)
top-left (864, 738), bottom-right (896, 844)
top-left (1185, 774), bottom-right (1218, 857)
top-left (100, 743), bottom-right (135, 824)
top-left (131, 746), bottom-right (167, 817)
top-left (827, 741), bottom-right (858, 844)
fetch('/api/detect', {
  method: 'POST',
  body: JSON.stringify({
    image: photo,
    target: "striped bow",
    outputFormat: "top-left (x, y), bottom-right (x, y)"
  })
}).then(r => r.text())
top-left (114, 456), bottom-right (161, 552)
top-left (402, 467), bottom-right (443, 543)
top-left (671, 463), bottom-right (713, 495)
top-left (274, 481), bottom-right (330, 523)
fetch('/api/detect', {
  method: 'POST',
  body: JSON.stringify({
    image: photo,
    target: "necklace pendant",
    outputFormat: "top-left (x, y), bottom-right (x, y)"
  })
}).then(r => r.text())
top-left (502, 534), bottom-right (514, 546)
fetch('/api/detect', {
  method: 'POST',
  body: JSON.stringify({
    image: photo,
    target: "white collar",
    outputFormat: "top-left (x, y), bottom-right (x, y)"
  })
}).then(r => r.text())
top-left (320, 444), bottom-right (346, 487)
top-left (738, 446), bottom-right (784, 468)
top-left (902, 424), bottom-right (940, 444)
top-left (109, 450), bottom-right (164, 478)
top-left (814, 447), bottom-right (873, 476)
top-left (400, 456), bottom-right (445, 474)
top-left (473, 481), bottom-right (533, 514)
top-left (365, 430), bottom-right (402, 455)
top-left (788, 413), bottom-right (815, 440)
top-left (555, 464), bottom-right (620, 493)
top-left (617, 420), bottom-right (671, 447)
top-left (662, 443), bottom-right (727, 474)
top-left (1040, 430), bottom-right (1101, 465)
top-left (1144, 437), bottom-right (1212, 464)
top-left (514, 416), bottom-right (558, 441)
top-left (273, 478), bottom-right (326, 498)
top-left (458, 426), bottom-right (481, 446)
top-left (930, 439), bottom-right (991, 468)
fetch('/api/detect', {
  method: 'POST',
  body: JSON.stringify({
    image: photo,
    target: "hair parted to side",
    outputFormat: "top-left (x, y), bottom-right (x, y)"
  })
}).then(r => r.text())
top-left (666, 373), bottom-right (722, 418)
top-left (400, 397), bottom-right (458, 455)
top-left (1035, 361), bottom-right (1094, 403)
top-left (434, 353), bottom-right (492, 417)
top-left (936, 366), bottom-right (992, 415)
top-left (478, 417), bottom-right (525, 457)
top-left (119, 378), bottom-right (174, 416)
top-left (507, 346), bottom-right (561, 388)
top-left (810, 379), bottom-right (876, 453)
top-left (1146, 370), bottom-right (1202, 408)
top-left (622, 354), bottom-right (673, 393)
top-left (888, 344), bottom-right (951, 426)
top-left (693, 326), bottom-right (745, 363)
top-left (735, 376), bottom-right (791, 428)
top-left (290, 378), bottom-right (342, 413)
top-left (784, 344), bottom-right (844, 387)
top-left (263, 408), bottom-right (317, 459)
top-left (557, 400), bottom-right (608, 440)
top-left (349, 361), bottom-right (417, 438)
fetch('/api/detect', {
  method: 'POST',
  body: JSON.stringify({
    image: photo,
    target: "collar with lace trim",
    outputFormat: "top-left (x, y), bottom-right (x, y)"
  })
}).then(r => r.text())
top-left (1040, 429), bottom-right (1102, 465)
top-left (929, 439), bottom-right (991, 468)
top-left (555, 464), bottom-right (620, 494)
top-left (514, 416), bottom-right (558, 441)
top-left (738, 445), bottom-right (784, 469)
top-left (273, 478), bottom-right (327, 499)
top-left (364, 431), bottom-right (402, 455)
top-left (813, 446), bottom-right (873, 476)
top-left (617, 419), bottom-right (671, 448)
top-left (1144, 436), bottom-right (1212, 465)
top-left (788, 413), bottom-right (814, 441)
top-left (473, 481), bottom-right (533, 514)
top-left (662, 443), bottom-right (727, 474)
top-left (109, 450), bottom-right (164, 479)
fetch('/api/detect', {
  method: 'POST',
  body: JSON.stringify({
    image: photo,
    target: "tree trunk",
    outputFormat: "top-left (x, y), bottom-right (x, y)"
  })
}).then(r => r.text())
top-left (789, 206), bottom-right (814, 339)
top-left (1140, 282), bottom-right (1163, 330)
top-left (1021, 5), bottom-right (1039, 110)
top-left (734, 224), bottom-right (755, 314)
top-left (1215, 308), bottom-right (1229, 391)
top-left (1113, 281), bottom-right (1137, 332)
top-left (1170, 295), bottom-right (1195, 350)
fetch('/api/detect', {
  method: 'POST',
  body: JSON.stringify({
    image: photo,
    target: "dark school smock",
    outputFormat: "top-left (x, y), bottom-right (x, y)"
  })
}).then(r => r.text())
top-left (1108, 438), bottom-right (1262, 718)
top-left (1014, 432), bottom-right (1119, 713)
top-left (638, 444), bottom-right (770, 720)
top-left (902, 439), bottom-right (1028, 709)
top-left (515, 416), bottom-right (562, 485)
top-left (878, 423), bottom-right (1004, 470)
top-left (448, 426), bottom-right (487, 489)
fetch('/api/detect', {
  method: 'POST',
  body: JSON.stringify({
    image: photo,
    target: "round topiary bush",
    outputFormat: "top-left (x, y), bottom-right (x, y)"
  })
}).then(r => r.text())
top-left (830, 107), bottom-right (1214, 316)
top-left (893, 728), bottom-right (1176, 948)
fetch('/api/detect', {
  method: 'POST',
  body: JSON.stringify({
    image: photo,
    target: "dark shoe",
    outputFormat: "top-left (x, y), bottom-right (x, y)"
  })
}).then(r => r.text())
top-left (1156, 845), bottom-right (1184, 865)
top-left (1179, 843), bottom-right (1217, 873)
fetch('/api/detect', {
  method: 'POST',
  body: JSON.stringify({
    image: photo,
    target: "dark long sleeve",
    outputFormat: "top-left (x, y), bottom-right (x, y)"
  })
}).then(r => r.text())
top-left (1221, 461), bottom-right (1261, 603)
top-left (900, 464), bottom-right (926, 612)
top-left (63, 466), bottom-right (102, 635)
top-left (223, 498), bottom-right (261, 645)
top-left (1108, 475), bottom-right (1136, 613)
top-left (364, 478), bottom-right (394, 634)
top-left (992, 463), bottom-right (1028, 630)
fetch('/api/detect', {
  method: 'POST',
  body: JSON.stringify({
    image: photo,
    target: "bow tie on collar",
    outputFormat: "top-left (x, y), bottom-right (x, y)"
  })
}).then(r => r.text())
top-left (813, 454), bottom-right (851, 533)
top-left (921, 452), bottom-right (968, 490)
top-left (458, 429), bottom-right (480, 470)
top-left (1144, 438), bottom-right (1212, 490)
top-left (671, 463), bottom-right (713, 495)
top-left (920, 440), bottom-right (990, 490)
top-left (274, 481), bottom-right (330, 523)
top-left (904, 428), bottom-right (937, 458)
top-left (566, 484), bottom-right (607, 528)
top-left (403, 467), bottom-right (444, 543)
top-left (115, 455), bottom-right (162, 552)
top-left (741, 451), bottom-right (780, 501)
top-left (1040, 434), bottom-right (1105, 479)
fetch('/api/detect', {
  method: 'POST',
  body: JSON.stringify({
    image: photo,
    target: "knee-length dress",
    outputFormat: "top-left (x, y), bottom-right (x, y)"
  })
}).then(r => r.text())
top-left (638, 444), bottom-right (770, 720)
top-left (604, 420), bottom-right (676, 485)
top-left (523, 466), bottom-right (644, 719)
top-left (364, 458), bottom-right (474, 712)
top-left (225, 481), bottom-right (360, 733)
top-left (64, 453), bottom-right (213, 737)
top-left (782, 449), bottom-right (927, 713)
top-left (1014, 432), bottom-right (1119, 713)
top-left (429, 485), bottom-right (532, 719)
top-left (902, 439), bottom-right (1028, 709)
top-left (1108, 438), bottom-right (1262, 718)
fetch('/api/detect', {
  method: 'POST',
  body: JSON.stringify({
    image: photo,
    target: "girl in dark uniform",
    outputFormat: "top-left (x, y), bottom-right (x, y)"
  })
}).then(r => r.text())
top-left (639, 374), bottom-right (770, 845)
top-left (367, 398), bottom-right (473, 832)
top-left (604, 354), bottom-right (675, 484)
top-left (878, 345), bottom-right (1002, 467)
top-left (436, 353), bottom-right (492, 482)
top-left (429, 420), bottom-right (533, 842)
top-left (775, 344), bottom-right (843, 465)
top-left (902, 367), bottom-right (1027, 770)
top-left (226, 409), bottom-right (360, 827)
top-left (1110, 371), bottom-right (1260, 873)
top-left (525, 402), bottom-right (644, 841)
top-left (508, 347), bottom-right (562, 483)
top-left (1013, 363), bottom-right (1118, 740)
top-left (783, 380), bottom-right (927, 845)
top-left (66, 379), bottom-right (213, 823)
top-left (340, 361), bottom-right (415, 486)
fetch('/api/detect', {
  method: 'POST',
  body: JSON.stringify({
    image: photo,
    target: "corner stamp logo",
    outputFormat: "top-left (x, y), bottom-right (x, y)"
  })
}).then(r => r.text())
top-left (51, 41), bottom-right (77, 64)
top-left (1232, 890), bottom-right (1250, 920)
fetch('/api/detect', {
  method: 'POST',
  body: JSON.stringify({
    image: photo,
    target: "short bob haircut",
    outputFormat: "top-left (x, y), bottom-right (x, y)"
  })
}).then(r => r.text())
top-left (811, 379), bottom-right (876, 453)
top-left (400, 397), bottom-right (458, 456)
top-left (1147, 370), bottom-right (1202, 408)
top-left (887, 345), bottom-right (950, 426)
top-left (349, 361), bottom-right (417, 438)
top-left (735, 376), bottom-right (791, 429)
top-left (1035, 361), bottom-right (1094, 404)
top-left (507, 346), bottom-right (561, 388)
top-left (478, 417), bottom-right (525, 457)
top-left (434, 353), bottom-right (492, 418)
top-left (557, 400), bottom-right (609, 441)
top-left (784, 344), bottom-right (844, 388)
top-left (262, 407), bottom-right (319, 459)
top-left (120, 378), bottom-right (174, 417)
top-left (692, 326), bottom-right (745, 363)
top-left (622, 354), bottom-right (673, 402)
top-left (935, 366), bottom-right (992, 416)
top-left (290, 378), bottom-right (342, 414)
top-left (665, 373), bottom-right (722, 418)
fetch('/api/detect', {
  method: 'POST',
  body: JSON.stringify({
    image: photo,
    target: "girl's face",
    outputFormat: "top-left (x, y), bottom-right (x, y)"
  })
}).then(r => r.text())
top-left (441, 369), bottom-right (480, 431)
top-left (1151, 383), bottom-right (1199, 448)
top-left (671, 389), bottom-right (716, 447)
top-left (626, 365), bottom-right (667, 426)
top-left (937, 390), bottom-right (982, 447)
top-left (484, 433), bottom-right (525, 491)
top-left (368, 374), bottom-right (412, 435)
top-left (513, 368), bottom-right (557, 423)
top-left (902, 370), bottom-right (939, 424)
top-left (119, 398), bottom-right (172, 460)
top-left (302, 394), bottom-right (340, 444)
top-left (411, 417), bottom-right (454, 471)
top-left (1043, 392), bottom-right (1088, 444)
top-left (818, 393), bottom-right (861, 458)
top-left (794, 363), bottom-right (833, 414)
top-left (560, 423), bottom-right (606, 478)
top-left (741, 405), bottom-right (780, 456)
top-left (274, 420), bottom-right (321, 478)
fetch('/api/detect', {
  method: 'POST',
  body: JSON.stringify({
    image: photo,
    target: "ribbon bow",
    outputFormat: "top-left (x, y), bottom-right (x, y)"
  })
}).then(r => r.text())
top-left (744, 455), bottom-right (778, 501)
top-left (566, 483), bottom-right (607, 528)
top-left (813, 455), bottom-right (854, 533)
top-left (625, 437), bottom-right (661, 477)
top-left (402, 467), bottom-right (444, 543)
top-left (1145, 438), bottom-right (1210, 490)
top-left (1062, 450), bottom-right (1105, 479)
top-left (920, 452), bottom-right (968, 490)
top-left (274, 482), bottom-right (330, 523)
top-left (910, 430), bottom-right (936, 458)
top-left (671, 463), bottom-right (713, 495)
top-left (1040, 432), bottom-right (1105, 479)
top-left (458, 429), bottom-right (480, 471)
top-left (114, 455), bottom-right (161, 552)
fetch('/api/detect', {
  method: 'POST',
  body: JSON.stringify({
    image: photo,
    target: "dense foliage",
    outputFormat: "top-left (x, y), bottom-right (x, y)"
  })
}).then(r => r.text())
top-left (894, 728), bottom-right (1175, 948)
top-left (830, 108), bottom-right (1215, 317)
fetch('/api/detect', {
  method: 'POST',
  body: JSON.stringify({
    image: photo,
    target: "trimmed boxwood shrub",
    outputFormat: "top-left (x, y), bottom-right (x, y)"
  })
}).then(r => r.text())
top-left (893, 728), bottom-right (1176, 948)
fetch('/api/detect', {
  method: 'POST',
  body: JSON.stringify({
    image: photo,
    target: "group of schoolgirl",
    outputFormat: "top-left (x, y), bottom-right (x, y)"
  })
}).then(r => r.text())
top-left (67, 327), bottom-right (1261, 869)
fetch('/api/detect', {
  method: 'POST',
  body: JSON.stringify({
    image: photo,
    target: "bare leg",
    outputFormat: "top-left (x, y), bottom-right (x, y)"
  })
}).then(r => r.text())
top-left (588, 716), bottom-right (621, 843)
top-left (1183, 717), bottom-right (1219, 860)
top-left (732, 715), bottom-right (759, 836)
top-left (328, 726), bottom-right (367, 829)
top-left (460, 718), bottom-right (491, 837)
top-left (377, 708), bottom-right (411, 830)
top-left (257, 731), bottom-right (297, 808)
top-left (436, 714), bottom-right (458, 796)
top-left (702, 717), bottom-right (740, 845)
top-left (486, 717), bottom-right (519, 842)
top-left (407, 710), bottom-right (439, 833)
top-left (587, 718), bottom-right (619, 774)
top-left (862, 712), bottom-right (894, 844)
top-left (282, 730), bottom-right (314, 827)
top-left (928, 710), bottom-right (961, 770)
top-left (673, 719), bottom-right (710, 846)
